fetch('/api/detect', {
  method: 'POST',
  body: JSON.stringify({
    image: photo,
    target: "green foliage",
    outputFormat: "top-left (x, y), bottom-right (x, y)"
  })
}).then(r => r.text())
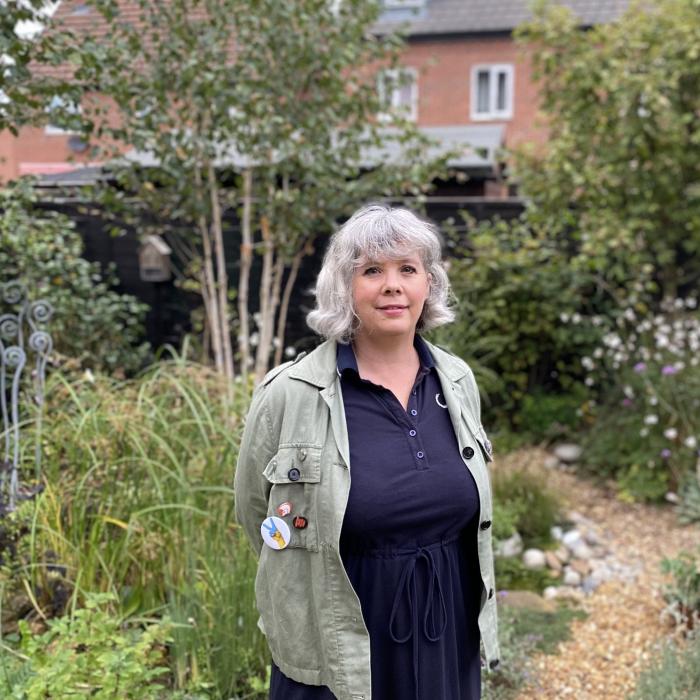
top-left (515, 0), bottom-right (700, 300)
top-left (660, 548), bottom-right (700, 634)
top-left (678, 474), bottom-right (700, 525)
top-left (1, 593), bottom-right (174, 699)
top-left (435, 217), bottom-right (598, 423)
top-left (47, 0), bottom-right (451, 375)
top-left (0, 178), bottom-right (151, 374)
top-left (494, 557), bottom-right (557, 594)
top-left (491, 498), bottom-right (524, 542)
top-left (504, 603), bottom-right (587, 656)
top-left (2, 358), bottom-right (267, 697)
top-left (629, 635), bottom-right (700, 700)
top-left (579, 298), bottom-right (700, 502)
top-left (518, 387), bottom-right (587, 443)
top-left (483, 602), bottom-right (586, 699)
top-left (492, 469), bottom-right (561, 548)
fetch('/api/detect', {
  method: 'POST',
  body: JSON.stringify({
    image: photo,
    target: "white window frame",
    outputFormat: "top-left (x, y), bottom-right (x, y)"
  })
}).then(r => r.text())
top-left (45, 95), bottom-right (81, 135)
top-left (470, 64), bottom-right (514, 121)
top-left (377, 67), bottom-right (418, 123)
top-left (383, 0), bottom-right (425, 7)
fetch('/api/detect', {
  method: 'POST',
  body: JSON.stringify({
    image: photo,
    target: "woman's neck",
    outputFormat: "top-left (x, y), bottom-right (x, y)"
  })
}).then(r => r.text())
top-left (351, 332), bottom-right (419, 376)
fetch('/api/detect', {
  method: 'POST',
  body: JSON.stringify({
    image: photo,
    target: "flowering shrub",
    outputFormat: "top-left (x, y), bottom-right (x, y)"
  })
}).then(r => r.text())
top-left (577, 296), bottom-right (700, 503)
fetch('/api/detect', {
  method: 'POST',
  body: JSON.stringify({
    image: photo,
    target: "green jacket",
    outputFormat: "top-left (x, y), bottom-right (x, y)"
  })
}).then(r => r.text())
top-left (234, 338), bottom-right (500, 700)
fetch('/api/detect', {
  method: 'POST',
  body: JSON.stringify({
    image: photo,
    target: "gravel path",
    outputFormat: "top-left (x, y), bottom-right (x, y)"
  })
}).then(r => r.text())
top-left (499, 449), bottom-right (700, 700)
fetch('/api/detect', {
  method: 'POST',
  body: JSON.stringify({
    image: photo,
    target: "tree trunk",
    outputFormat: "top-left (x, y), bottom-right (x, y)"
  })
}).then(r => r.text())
top-left (274, 245), bottom-right (306, 367)
top-left (194, 168), bottom-right (224, 373)
top-left (238, 168), bottom-right (253, 380)
top-left (207, 162), bottom-right (234, 380)
top-left (254, 214), bottom-right (275, 382)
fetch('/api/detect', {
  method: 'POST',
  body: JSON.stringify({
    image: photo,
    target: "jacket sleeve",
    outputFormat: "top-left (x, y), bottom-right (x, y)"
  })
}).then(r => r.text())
top-left (234, 385), bottom-right (278, 557)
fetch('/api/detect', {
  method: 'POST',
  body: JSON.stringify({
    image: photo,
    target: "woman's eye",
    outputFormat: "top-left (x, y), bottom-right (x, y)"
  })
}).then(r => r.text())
top-left (401, 265), bottom-right (418, 273)
top-left (363, 266), bottom-right (381, 275)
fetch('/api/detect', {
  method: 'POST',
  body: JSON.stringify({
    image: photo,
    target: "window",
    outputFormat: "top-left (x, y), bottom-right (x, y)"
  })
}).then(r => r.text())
top-left (45, 94), bottom-right (81, 135)
top-left (377, 68), bottom-right (418, 122)
top-left (383, 0), bottom-right (425, 6)
top-left (470, 64), bottom-right (514, 120)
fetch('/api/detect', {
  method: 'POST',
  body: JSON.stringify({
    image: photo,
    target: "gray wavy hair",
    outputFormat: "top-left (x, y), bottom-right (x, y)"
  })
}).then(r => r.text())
top-left (306, 203), bottom-right (455, 342)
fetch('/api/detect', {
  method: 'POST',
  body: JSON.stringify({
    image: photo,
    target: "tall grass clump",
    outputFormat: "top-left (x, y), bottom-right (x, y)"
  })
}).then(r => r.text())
top-left (2, 355), bottom-right (267, 697)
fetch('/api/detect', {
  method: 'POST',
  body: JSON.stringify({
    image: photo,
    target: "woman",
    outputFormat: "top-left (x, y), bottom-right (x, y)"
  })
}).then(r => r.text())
top-left (235, 204), bottom-right (499, 700)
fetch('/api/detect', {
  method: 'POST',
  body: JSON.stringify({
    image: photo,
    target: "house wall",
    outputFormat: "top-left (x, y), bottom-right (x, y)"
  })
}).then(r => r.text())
top-left (0, 31), bottom-right (547, 183)
top-left (405, 34), bottom-right (544, 147)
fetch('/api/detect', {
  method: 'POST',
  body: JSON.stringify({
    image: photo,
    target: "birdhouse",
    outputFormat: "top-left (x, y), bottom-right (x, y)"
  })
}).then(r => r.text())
top-left (138, 235), bottom-right (172, 282)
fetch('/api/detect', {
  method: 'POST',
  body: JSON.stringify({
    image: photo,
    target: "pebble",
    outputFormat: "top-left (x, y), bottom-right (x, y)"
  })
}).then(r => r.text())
top-left (563, 568), bottom-right (582, 586)
top-left (523, 548), bottom-right (547, 570)
top-left (495, 531), bottom-right (523, 558)
top-left (553, 443), bottom-right (583, 463)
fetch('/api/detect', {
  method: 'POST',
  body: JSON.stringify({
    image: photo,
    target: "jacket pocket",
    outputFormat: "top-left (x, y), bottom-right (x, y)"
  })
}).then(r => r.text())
top-left (263, 446), bottom-right (321, 551)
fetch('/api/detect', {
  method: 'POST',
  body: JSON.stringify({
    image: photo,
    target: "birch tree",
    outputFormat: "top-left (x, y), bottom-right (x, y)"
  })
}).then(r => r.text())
top-left (33, 0), bottom-right (450, 380)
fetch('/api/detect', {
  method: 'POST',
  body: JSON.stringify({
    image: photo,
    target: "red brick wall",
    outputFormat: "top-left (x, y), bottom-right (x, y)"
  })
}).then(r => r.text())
top-left (402, 34), bottom-right (545, 148)
top-left (1, 34), bottom-right (547, 183)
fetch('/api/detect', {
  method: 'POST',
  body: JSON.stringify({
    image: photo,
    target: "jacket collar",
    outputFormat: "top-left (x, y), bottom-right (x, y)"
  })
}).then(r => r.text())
top-left (288, 336), bottom-right (468, 388)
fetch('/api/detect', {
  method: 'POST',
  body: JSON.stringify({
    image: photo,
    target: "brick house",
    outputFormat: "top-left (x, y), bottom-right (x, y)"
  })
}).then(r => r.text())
top-left (1, 0), bottom-right (631, 192)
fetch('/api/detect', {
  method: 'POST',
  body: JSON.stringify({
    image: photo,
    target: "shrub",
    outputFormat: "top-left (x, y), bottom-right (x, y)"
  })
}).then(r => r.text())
top-left (579, 296), bottom-right (700, 502)
top-left (0, 177), bottom-right (151, 375)
top-left (630, 635), bottom-right (700, 700)
top-left (660, 548), bottom-right (700, 636)
top-left (435, 216), bottom-right (599, 426)
top-left (1, 593), bottom-right (176, 700)
top-left (3, 357), bottom-right (268, 697)
top-left (492, 468), bottom-right (561, 548)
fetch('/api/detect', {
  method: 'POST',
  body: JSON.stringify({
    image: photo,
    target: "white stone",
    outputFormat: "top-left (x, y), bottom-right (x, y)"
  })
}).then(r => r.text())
top-left (571, 542), bottom-right (594, 560)
top-left (550, 525), bottom-right (563, 541)
top-left (543, 586), bottom-right (559, 600)
top-left (563, 568), bottom-right (582, 586)
top-left (555, 545), bottom-right (570, 564)
top-left (553, 443), bottom-right (583, 463)
top-left (562, 529), bottom-right (583, 548)
top-left (495, 531), bottom-right (523, 558)
top-left (523, 548), bottom-right (547, 570)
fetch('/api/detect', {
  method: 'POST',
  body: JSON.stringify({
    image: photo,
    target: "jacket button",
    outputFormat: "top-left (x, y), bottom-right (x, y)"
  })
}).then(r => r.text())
top-left (480, 520), bottom-right (492, 531)
top-left (489, 659), bottom-right (500, 670)
top-left (462, 446), bottom-right (475, 460)
top-left (488, 588), bottom-right (494, 599)
top-left (288, 467), bottom-right (301, 481)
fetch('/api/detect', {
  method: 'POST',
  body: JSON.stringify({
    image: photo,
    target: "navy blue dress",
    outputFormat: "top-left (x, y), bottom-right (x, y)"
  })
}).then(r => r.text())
top-left (270, 337), bottom-right (482, 700)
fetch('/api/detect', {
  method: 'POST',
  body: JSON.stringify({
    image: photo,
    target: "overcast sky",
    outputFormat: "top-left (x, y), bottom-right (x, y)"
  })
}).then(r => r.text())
top-left (14, 1), bottom-right (60, 39)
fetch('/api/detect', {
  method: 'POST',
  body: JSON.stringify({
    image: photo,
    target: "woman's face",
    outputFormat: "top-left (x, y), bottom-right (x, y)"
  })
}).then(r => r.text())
top-left (351, 252), bottom-right (431, 342)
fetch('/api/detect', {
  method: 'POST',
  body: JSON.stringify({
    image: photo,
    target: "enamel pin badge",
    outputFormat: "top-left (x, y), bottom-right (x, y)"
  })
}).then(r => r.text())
top-left (276, 501), bottom-right (292, 517)
top-left (261, 516), bottom-right (291, 550)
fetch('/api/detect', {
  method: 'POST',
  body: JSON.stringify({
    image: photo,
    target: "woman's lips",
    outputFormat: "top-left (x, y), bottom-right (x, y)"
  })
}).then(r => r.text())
top-left (377, 305), bottom-right (407, 316)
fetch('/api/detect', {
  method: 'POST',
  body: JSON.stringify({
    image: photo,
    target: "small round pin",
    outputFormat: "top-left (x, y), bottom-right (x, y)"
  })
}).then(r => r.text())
top-left (261, 516), bottom-right (291, 550)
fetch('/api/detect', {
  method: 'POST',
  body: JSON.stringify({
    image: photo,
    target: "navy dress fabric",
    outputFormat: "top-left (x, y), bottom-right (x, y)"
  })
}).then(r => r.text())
top-left (270, 336), bottom-right (483, 700)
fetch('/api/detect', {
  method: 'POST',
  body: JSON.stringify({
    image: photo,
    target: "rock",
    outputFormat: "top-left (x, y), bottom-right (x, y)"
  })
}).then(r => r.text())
top-left (554, 585), bottom-right (584, 602)
top-left (583, 528), bottom-right (603, 546)
top-left (581, 576), bottom-right (599, 594)
top-left (571, 559), bottom-right (591, 576)
top-left (543, 455), bottom-right (561, 470)
top-left (571, 542), bottom-right (594, 560)
top-left (567, 510), bottom-right (587, 524)
top-left (550, 525), bottom-right (564, 541)
top-left (523, 548), bottom-right (547, 570)
top-left (495, 531), bottom-right (523, 558)
top-left (543, 586), bottom-right (559, 600)
top-left (555, 545), bottom-right (570, 564)
top-left (545, 550), bottom-right (563, 571)
top-left (553, 443), bottom-right (583, 463)
top-left (563, 568), bottom-right (582, 586)
top-left (498, 589), bottom-right (556, 613)
top-left (562, 529), bottom-right (583, 548)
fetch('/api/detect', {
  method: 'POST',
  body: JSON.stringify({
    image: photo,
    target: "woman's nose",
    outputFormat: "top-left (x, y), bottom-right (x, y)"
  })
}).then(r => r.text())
top-left (382, 268), bottom-right (402, 293)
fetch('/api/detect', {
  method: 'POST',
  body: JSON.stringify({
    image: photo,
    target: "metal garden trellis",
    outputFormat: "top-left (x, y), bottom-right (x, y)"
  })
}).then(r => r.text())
top-left (0, 281), bottom-right (53, 514)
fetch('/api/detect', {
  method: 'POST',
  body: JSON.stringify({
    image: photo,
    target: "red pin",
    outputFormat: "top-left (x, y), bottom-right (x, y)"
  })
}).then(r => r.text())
top-left (276, 501), bottom-right (292, 517)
